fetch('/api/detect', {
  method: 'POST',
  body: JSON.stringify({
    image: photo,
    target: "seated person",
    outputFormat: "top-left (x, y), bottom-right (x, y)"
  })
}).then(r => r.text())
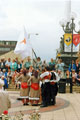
top-left (0, 79), bottom-right (11, 115)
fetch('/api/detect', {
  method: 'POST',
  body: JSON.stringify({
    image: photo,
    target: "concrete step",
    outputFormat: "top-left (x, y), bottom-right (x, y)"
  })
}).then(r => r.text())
top-left (8, 84), bottom-right (80, 93)
top-left (66, 85), bottom-right (80, 93)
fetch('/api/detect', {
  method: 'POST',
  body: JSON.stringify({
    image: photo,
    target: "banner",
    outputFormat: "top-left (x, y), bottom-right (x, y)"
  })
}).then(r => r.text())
top-left (73, 34), bottom-right (80, 52)
top-left (64, 34), bottom-right (80, 52)
top-left (73, 34), bottom-right (80, 46)
top-left (64, 33), bottom-right (72, 52)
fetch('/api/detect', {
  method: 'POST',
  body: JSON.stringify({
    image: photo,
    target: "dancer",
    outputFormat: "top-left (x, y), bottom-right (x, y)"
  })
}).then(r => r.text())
top-left (50, 67), bottom-right (60, 105)
top-left (29, 70), bottom-right (40, 106)
top-left (40, 66), bottom-right (51, 107)
top-left (17, 69), bottom-right (30, 105)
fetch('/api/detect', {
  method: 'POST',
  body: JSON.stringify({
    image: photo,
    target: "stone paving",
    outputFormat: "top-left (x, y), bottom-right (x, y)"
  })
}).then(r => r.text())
top-left (7, 91), bottom-right (80, 120)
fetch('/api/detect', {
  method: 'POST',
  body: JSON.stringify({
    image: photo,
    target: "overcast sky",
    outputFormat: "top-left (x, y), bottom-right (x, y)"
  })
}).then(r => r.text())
top-left (0, 0), bottom-right (80, 61)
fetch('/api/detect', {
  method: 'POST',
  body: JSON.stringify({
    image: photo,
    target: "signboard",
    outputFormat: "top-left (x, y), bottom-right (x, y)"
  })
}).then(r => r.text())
top-left (64, 33), bottom-right (72, 52)
top-left (64, 34), bottom-right (80, 52)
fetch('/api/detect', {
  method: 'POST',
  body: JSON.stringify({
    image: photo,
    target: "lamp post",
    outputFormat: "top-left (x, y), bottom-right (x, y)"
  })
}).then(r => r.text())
top-left (59, 12), bottom-right (80, 93)
top-left (70, 17), bottom-right (74, 93)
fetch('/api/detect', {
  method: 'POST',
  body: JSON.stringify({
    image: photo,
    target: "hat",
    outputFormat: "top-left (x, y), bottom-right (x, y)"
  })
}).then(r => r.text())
top-left (0, 79), bottom-right (4, 87)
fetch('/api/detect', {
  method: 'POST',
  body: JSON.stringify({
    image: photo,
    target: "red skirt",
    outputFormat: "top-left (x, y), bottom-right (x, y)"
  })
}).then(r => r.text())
top-left (31, 83), bottom-right (39, 90)
top-left (21, 82), bottom-right (28, 89)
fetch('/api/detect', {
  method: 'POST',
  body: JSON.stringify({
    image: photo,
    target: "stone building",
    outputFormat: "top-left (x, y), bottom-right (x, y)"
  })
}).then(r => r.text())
top-left (0, 40), bottom-right (17, 55)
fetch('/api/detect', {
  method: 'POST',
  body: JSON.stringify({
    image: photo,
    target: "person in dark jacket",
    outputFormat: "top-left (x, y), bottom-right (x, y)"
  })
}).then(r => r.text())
top-left (50, 66), bottom-right (60, 105)
top-left (40, 66), bottom-right (51, 107)
top-left (0, 58), bottom-right (6, 71)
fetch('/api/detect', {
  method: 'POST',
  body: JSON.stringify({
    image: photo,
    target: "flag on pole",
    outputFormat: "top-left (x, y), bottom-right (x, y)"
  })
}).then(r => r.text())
top-left (14, 27), bottom-right (32, 59)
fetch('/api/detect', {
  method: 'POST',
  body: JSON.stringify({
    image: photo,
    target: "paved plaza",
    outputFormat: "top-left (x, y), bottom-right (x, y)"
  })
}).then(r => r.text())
top-left (7, 91), bottom-right (80, 120)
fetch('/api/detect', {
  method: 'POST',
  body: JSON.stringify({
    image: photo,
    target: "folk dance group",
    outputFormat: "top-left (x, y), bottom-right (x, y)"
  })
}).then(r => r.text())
top-left (17, 66), bottom-right (60, 107)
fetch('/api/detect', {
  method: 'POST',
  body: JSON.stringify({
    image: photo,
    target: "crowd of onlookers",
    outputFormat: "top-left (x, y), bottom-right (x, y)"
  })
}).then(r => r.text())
top-left (0, 56), bottom-right (80, 90)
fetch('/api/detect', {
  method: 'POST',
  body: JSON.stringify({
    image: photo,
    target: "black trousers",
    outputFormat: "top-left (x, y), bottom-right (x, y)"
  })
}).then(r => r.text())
top-left (41, 82), bottom-right (51, 106)
top-left (50, 83), bottom-right (58, 105)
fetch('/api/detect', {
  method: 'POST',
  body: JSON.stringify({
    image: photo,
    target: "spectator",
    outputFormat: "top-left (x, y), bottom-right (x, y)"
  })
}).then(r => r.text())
top-left (76, 70), bottom-right (80, 86)
top-left (65, 70), bottom-right (71, 86)
top-left (42, 60), bottom-right (47, 69)
top-left (2, 69), bottom-right (7, 78)
top-left (7, 69), bottom-right (12, 85)
top-left (12, 70), bottom-right (18, 84)
top-left (15, 72), bottom-right (21, 89)
top-left (49, 58), bottom-right (55, 70)
top-left (0, 69), bottom-right (3, 78)
top-left (15, 57), bottom-right (19, 63)
top-left (24, 57), bottom-right (32, 69)
top-left (75, 59), bottom-right (80, 74)
top-left (72, 69), bottom-right (77, 85)
top-left (1, 76), bottom-right (8, 90)
top-left (36, 57), bottom-right (42, 71)
top-left (21, 60), bottom-right (24, 68)
top-left (68, 60), bottom-right (76, 72)
top-left (56, 59), bottom-right (64, 78)
top-left (28, 65), bottom-right (34, 76)
top-left (0, 79), bottom-right (11, 115)
top-left (10, 59), bottom-right (17, 73)
top-left (5, 58), bottom-right (12, 72)
top-left (0, 58), bottom-right (6, 71)
top-left (17, 61), bottom-right (22, 72)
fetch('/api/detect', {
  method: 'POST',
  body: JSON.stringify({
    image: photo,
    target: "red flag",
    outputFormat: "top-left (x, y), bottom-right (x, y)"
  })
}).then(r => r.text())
top-left (73, 34), bottom-right (80, 46)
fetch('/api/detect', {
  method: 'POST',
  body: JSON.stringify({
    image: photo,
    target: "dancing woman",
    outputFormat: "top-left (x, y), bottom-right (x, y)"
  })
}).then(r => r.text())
top-left (29, 70), bottom-right (40, 106)
top-left (17, 69), bottom-right (30, 105)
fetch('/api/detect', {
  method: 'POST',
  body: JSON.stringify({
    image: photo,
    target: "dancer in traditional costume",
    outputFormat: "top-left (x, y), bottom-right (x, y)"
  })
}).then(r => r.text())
top-left (17, 69), bottom-right (30, 105)
top-left (40, 67), bottom-right (51, 107)
top-left (29, 70), bottom-right (40, 106)
top-left (50, 67), bottom-right (60, 105)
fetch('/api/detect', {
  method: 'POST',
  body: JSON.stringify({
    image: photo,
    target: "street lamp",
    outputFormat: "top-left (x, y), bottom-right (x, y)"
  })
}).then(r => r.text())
top-left (59, 12), bottom-right (80, 93)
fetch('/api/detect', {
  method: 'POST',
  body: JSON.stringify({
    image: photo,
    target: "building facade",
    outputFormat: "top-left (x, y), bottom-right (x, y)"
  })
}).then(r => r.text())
top-left (0, 40), bottom-right (17, 55)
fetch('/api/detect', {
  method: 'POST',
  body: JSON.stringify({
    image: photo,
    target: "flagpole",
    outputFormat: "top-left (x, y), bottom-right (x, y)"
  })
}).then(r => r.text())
top-left (28, 33), bottom-right (38, 66)
top-left (32, 49), bottom-right (33, 66)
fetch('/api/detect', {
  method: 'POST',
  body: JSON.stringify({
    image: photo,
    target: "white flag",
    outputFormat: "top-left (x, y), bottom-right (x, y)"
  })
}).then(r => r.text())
top-left (14, 27), bottom-right (32, 59)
